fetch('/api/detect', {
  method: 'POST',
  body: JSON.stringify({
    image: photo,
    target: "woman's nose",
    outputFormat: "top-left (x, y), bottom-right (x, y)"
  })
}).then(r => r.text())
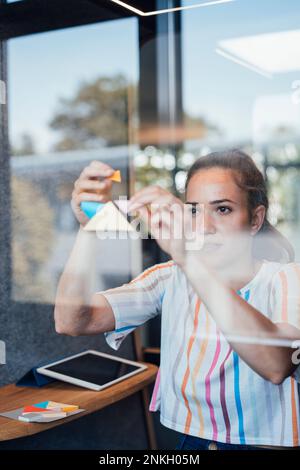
top-left (203, 211), bottom-right (216, 234)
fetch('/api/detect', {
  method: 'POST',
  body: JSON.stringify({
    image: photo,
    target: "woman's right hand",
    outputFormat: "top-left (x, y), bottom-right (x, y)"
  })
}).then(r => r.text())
top-left (71, 160), bottom-right (115, 227)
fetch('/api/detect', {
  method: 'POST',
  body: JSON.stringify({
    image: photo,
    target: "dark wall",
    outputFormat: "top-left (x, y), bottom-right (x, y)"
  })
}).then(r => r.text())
top-left (0, 302), bottom-right (135, 387)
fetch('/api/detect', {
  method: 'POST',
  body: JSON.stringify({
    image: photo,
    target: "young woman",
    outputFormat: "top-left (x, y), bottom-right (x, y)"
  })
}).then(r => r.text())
top-left (55, 150), bottom-right (300, 450)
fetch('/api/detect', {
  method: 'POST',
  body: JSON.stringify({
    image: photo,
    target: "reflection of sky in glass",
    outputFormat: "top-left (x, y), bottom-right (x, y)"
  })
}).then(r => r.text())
top-left (8, 18), bottom-right (138, 153)
top-left (8, 0), bottom-right (300, 152)
top-left (183, 0), bottom-right (300, 143)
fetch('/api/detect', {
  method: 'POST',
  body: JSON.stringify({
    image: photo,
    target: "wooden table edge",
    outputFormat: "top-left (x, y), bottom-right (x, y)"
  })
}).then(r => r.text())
top-left (0, 362), bottom-right (158, 442)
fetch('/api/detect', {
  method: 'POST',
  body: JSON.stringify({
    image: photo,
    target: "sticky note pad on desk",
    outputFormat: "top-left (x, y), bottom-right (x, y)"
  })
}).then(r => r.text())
top-left (31, 400), bottom-right (79, 413)
top-left (18, 400), bottom-right (81, 423)
top-left (19, 412), bottom-right (67, 423)
top-left (47, 401), bottom-right (79, 412)
top-left (23, 406), bottom-right (52, 413)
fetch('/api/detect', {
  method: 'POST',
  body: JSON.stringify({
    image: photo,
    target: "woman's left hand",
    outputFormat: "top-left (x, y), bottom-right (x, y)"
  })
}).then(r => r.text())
top-left (128, 186), bottom-right (202, 267)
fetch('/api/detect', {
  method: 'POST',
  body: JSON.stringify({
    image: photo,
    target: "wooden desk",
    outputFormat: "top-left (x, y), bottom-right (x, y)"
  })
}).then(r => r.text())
top-left (0, 362), bottom-right (158, 442)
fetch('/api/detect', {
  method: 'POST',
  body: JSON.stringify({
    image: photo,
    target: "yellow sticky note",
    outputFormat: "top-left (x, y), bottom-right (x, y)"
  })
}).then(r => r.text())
top-left (60, 406), bottom-right (79, 412)
top-left (109, 170), bottom-right (121, 183)
top-left (47, 401), bottom-right (79, 412)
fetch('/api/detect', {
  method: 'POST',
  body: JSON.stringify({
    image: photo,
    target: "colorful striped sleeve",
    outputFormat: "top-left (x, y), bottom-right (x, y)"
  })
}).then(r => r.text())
top-left (97, 261), bottom-right (174, 350)
top-left (270, 262), bottom-right (300, 382)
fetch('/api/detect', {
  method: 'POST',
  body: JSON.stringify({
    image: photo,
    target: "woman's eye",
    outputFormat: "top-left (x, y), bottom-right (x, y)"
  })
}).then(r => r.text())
top-left (217, 206), bottom-right (232, 215)
top-left (191, 206), bottom-right (200, 216)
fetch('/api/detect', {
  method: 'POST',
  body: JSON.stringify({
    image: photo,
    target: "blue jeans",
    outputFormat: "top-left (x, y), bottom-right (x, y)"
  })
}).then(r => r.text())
top-left (175, 434), bottom-right (267, 451)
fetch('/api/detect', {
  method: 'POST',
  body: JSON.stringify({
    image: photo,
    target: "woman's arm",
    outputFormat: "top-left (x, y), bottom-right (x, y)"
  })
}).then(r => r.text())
top-left (180, 256), bottom-right (300, 384)
top-left (54, 160), bottom-right (116, 336)
top-left (54, 227), bottom-right (115, 336)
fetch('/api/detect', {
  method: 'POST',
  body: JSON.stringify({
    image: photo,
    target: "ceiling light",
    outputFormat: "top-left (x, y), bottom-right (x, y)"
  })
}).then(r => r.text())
top-left (109, 0), bottom-right (235, 17)
top-left (216, 29), bottom-right (300, 78)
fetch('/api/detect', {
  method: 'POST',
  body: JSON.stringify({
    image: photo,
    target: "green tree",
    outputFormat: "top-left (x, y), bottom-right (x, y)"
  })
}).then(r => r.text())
top-left (49, 74), bottom-right (135, 150)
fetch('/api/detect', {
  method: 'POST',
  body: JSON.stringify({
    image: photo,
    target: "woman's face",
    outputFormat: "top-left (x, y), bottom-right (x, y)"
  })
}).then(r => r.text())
top-left (185, 167), bottom-right (258, 270)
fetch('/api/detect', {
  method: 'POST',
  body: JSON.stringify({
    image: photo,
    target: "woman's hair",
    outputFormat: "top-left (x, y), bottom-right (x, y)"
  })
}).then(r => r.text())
top-left (185, 149), bottom-right (294, 262)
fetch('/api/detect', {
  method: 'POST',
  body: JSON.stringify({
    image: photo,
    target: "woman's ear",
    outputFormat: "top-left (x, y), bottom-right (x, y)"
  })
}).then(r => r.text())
top-left (250, 205), bottom-right (266, 235)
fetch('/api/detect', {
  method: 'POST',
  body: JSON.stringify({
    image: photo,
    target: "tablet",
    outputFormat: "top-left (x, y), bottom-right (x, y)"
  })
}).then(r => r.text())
top-left (37, 350), bottom-right (147, 391)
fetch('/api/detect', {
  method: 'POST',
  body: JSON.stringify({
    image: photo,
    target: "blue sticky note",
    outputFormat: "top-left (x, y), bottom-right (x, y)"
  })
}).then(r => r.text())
top-left (33, 401), bottom-right (49, 408)
top-left (80, 201), bottom-right (105, 219)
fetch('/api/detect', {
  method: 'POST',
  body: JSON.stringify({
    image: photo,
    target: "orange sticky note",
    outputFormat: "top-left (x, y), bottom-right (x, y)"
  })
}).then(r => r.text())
top-left (109, 170), bottom-right (121, 183)
top-left (23, 406), bottom-right (50, 413)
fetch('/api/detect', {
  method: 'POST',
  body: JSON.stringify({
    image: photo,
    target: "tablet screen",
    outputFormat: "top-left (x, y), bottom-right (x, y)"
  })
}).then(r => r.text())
top-left (46, 353), bottom-right (141, 386)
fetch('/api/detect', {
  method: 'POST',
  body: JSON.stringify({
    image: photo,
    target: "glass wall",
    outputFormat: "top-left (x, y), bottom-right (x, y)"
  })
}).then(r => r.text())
top-left (8, 18), bottom-right (139, 302)
top-left (180, 0), bottom-right (300, 258)
top-left (7, 3), bottom-right (300, 303)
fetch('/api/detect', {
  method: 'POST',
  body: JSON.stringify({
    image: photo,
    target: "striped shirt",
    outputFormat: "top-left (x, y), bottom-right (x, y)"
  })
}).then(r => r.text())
top-left (100, 259), bottom-right (300, 446)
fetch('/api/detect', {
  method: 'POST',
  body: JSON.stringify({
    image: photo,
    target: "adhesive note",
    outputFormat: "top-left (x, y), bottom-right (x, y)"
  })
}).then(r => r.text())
top-left (80, 201), bottom-right (105, 219)
top-left (0, 407), bottom-right (84, 423)
top-left (109, 170), bottom-right (121, 182)
top-left (33, 401), bottom-right (49, 409)
top-left (79, 170), bottom-right (121, 218)
top-left (31, 400), bottom-right (79, 413)
top-left (84, 201), bottom-right (134, 232)
top-left (47, 401), bottom-right (79, 412)
top-left (23, 406), bottom-right (51, 413)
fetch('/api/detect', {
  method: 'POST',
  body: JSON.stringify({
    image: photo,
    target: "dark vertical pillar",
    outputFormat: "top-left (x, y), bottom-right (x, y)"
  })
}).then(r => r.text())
top-left (156, 0), bottom-right (183, 141)
top-left (137, 2), bottom-right (183, 350)
top-left (138, 0), bottom-right (183, 158)
top-left (138, 0), bottom-right (183, 269)
top-left (0, 3), bottom-right (11, 311)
